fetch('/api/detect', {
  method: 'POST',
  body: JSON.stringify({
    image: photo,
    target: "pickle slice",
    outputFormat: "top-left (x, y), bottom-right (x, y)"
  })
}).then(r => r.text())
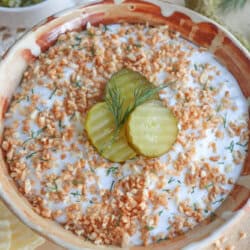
top-left (85, 102), bottom-right (136, 162)
top-left (105, 68), bottom-right (158, 114)
top-left (126, 101), bottom-right (178, 157)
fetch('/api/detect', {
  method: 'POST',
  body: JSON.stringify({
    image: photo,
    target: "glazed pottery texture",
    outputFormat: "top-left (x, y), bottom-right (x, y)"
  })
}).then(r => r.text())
top-left (0, 1), bottom-right (249, 249)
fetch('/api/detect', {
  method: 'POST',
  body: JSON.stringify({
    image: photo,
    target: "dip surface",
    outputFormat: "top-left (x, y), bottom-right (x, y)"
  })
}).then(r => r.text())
top-left (2, 23), bottom-right (249, 246)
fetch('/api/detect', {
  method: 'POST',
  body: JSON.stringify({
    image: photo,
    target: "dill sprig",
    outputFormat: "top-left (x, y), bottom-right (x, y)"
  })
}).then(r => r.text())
top-left (105, 84), bottom-right (124, 130)
top-left (105, 80), bottom-right (176, 135)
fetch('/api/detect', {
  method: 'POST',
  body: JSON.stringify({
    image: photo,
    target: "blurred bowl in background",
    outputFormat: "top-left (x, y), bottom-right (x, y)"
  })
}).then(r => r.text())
top-left (0, 0), bottom-right (75, 28)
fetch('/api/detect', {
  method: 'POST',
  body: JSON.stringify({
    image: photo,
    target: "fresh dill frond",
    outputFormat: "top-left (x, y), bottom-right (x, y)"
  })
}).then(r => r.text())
top-left (105, 84), bottom-right (124, 129)
top-left (105, 80), bottom-right (176, 133)
top-left (102, 78), bottom-right (176, 152)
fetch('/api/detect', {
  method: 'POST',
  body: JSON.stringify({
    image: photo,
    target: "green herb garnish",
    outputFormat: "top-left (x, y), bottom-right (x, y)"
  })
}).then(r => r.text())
top-left (69, 112), bottom-right (76, 121)
top-left (103, 25), bottom-right (109, 32)
top-left (25, 150), bottom-right (41, 159)
top-left (212, 197), bottom-right (224, 204)
top-left (89, 167), bottom-right (95, 173)
top-left (222, 114), bottom-right (227, 128)
top-left (105, 80), bottom-right (175, 145)
top-left (110, 180), bottom-right (115, 192)
top-left (23, 126), bottom-right (47, 146)
top-left (205, 183), bottom-right (214, 190)
top-left (146, 226), bottom-right (154, 231)
top-left (106, 166), bottom-right (118, 176)
top-left (236, 141), bottom-right (248, 148)
top-left (75, 82), bottom-right (82, 88)
top-left (193, 203), bottom-right (198, 211)
top-left (47, 179), bottom-right (58, 192)
top-left (49, 86), bottom-right (58, 99)
top-left (158, 210), bottom-right (164, 216)
top-left (225, 140), bottom-right (234, 153)
top-left (163, 189), bottom-right (170, 192)
top-left (71, 191), bottom-right (81, 197)
top-left (168, 177), bottom-right (175, 184)
top-left (58, 120), bottom-right (65, 130)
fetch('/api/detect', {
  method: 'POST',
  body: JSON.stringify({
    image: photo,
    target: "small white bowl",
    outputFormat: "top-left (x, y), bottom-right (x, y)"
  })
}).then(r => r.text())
top-left (0, 0), bottom-right (75, 28)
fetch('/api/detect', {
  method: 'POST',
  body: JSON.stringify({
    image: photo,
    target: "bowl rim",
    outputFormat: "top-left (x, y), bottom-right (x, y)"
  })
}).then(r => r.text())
top-left (0, 0), bottom-right (249, 249)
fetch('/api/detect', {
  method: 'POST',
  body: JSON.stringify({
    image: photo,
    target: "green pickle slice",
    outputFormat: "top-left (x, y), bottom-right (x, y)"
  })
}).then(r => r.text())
top-left (126, 101), bottom-right (178, 157)
top-left (85, 102), bottom-right (136, 162)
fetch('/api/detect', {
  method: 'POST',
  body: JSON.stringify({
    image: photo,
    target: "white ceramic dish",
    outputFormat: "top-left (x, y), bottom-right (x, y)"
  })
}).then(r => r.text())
top-left (0, 0), bottom-right (75, 28)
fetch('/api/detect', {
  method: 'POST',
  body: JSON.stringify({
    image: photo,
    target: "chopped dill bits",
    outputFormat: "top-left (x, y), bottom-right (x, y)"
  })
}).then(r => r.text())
top-left (193, 203), bottom-right (198, 211)
top-left (222, 114), bottom-right (227, 128)
top-left (25, 150), bottom-right (41, 159)
top-left (145, 226), bottom-right (154, 231)
top-left (69, 112), bottom-right (76, 121)
top-left (103, 25), bottom-right (109, 32)
top-left (158, 210), bottom-right (164, 216)
top-left (212, 197), bottom-right (224, 204)
top-left (216, 105), bottom-right (222, 112)
top-left (205, 183), bottom-right (214, 190)
top-left (110, 181), bottom-right (115, 192)
top-left (225, 140), bottom-right (234, 153)
top-left (163, 189), bottom-right (170, 192)
top-left (168, 177), bottom-right (175, 184)
top-left (71, 191), bottom-right (81, 197)
top-left (23, 126), bottom-right (47, 146)
top-left (106, 166), bottom-right (118, 176)
top-left (47, 180), bottom-right (58, 193)
top-left (58, 120), bottom-right (65, 130)
top-left (49, 86), bottom-right (58, 99)
top-left (89, 167), bottom-right (95, 173)
top-left (236, 141), bottom-right (248, 148)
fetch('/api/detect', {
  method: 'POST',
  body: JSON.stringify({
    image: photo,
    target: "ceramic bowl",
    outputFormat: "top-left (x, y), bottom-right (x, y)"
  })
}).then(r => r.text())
top-left (0, 1), bottom-right (249, 249)
top-left (0, 0), bottom-right (75, 28)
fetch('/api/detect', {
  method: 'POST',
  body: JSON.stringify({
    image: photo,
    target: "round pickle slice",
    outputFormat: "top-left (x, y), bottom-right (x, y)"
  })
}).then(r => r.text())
top-left (85, 102), bottom-right (136, 162)
top-left (105, 68), bottom-right (158, 114)
top-left (126, 101), bottom-right (178, 157)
